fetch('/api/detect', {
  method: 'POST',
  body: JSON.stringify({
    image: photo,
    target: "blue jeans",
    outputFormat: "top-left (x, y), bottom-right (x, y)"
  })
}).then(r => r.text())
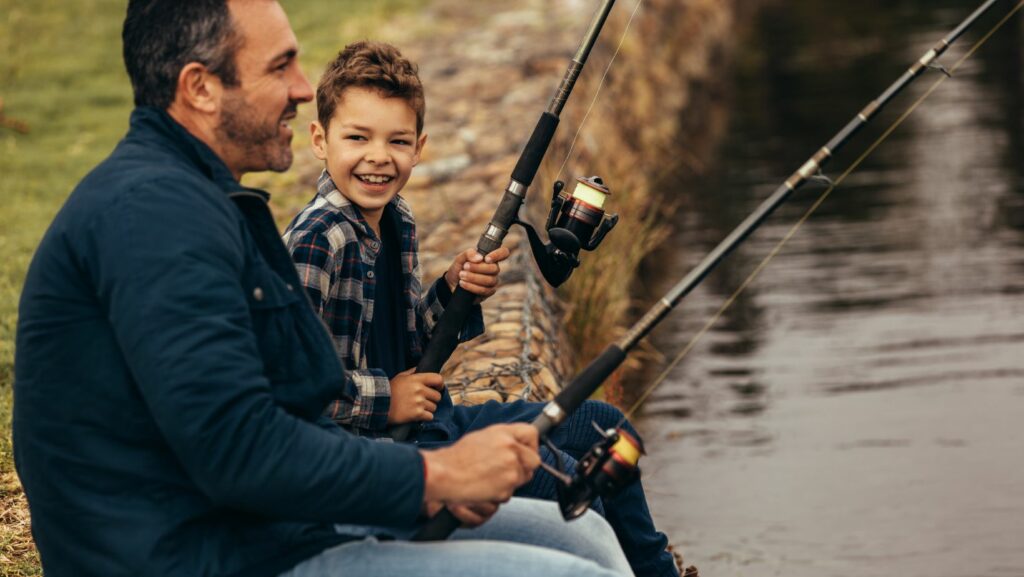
top-left (418, 400), bottom-right (679, 577)
top-left (279, 497), bottom-right (633, 577)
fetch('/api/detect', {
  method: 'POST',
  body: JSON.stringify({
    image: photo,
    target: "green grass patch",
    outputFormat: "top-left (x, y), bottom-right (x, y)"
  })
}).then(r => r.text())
top-left (0, 0), bottom-right (423, 572)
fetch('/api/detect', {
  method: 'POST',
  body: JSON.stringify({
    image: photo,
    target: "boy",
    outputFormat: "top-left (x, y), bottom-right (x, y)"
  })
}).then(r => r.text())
top-left (284, 41), bottom-right (680, 577)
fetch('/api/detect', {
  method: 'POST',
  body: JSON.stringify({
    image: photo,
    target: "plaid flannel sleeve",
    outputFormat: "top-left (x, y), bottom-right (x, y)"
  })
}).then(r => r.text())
top-left (287, 229), bottom-right (332, 316)
top-left (325, 369), bottom-right (392, 435)
top-left (286, 229), bottom-right (393, 434)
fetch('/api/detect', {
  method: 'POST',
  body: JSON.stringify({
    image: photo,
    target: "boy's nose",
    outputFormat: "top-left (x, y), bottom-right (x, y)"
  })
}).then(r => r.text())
top-left (365, 143), bottom-right (390, 164)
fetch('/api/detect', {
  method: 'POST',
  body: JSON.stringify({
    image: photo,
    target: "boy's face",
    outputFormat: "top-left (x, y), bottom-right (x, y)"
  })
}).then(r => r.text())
top-left (311, 86), bottom-right (426, 221)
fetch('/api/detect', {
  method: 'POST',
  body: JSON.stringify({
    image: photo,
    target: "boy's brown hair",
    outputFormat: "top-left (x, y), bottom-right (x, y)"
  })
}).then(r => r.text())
top-left (317, 40), bottom-right (425, 134)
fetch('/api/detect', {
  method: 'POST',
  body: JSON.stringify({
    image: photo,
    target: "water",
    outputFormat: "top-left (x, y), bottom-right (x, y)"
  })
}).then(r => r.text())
top-left (633, 2), bottom-right (1024, 576)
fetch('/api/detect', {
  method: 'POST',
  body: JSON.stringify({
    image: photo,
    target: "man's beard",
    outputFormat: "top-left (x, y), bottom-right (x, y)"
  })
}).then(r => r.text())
top-left (217, 92), bottom-right (294, 174)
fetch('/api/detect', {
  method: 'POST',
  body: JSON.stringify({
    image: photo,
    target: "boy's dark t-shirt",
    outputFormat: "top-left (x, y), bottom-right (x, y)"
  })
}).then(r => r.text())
top-left (366, 204), bottom-right (408, 378)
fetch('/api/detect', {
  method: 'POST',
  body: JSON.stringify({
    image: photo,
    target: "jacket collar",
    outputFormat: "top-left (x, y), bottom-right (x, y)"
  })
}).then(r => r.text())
top-left (127, 107), bottom-right (269, 202)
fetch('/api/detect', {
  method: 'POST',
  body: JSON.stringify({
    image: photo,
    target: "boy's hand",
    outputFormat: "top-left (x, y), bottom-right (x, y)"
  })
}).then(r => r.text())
top-left (387, 369), bottom-right (444, 425)
top-left (444, 247), bottom-right (511, 302)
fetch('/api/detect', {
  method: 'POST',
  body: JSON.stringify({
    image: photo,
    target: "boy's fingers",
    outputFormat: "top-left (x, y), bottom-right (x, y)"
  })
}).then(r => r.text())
top-left (462, 262), bottom-right (500, 275)
top-left (416, 372), bottom-right (444, 386)
top-left (484, 247), bottom-right (510, 264)
top-left (423, 387), bottom-right (442, 403)
top-left (458, 283), bottom-right (493, 297)
top-left (458, 271), bottom-right (498, 288)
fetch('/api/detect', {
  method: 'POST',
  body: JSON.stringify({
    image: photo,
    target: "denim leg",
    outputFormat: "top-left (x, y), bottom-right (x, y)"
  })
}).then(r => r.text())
top-left (279, 497), bottom-right (632, 577)
top-left (546, 400), bottom-right (679, 577)
top-left (451, 497), bottom-right (632, 576)
top-left (420, 399), bottom-right (678, 577)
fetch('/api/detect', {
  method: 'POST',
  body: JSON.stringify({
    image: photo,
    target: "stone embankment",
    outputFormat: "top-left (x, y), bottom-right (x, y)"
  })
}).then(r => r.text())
top-left (279, 0), bottom-right (735, 404)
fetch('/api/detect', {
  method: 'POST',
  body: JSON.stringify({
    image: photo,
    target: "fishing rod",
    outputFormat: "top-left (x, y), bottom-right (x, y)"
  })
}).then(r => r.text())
top-left (392, 0), bottom-right (621, 441)
top-left (412, 0), bottom-right (1009, 541)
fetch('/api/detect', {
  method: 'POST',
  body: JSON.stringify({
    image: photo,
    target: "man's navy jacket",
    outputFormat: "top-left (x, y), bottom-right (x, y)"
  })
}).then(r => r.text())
top-left (13, 107), bottom-right (425, 576)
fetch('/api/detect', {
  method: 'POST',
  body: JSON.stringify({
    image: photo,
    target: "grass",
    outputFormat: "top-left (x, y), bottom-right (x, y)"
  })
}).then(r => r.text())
top-left (0, 0), bottom-right (422, 572)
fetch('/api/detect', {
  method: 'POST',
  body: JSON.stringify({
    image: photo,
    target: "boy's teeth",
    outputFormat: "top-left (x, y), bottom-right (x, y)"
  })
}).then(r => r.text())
top-left (359, 175), bottom-right (393, 184)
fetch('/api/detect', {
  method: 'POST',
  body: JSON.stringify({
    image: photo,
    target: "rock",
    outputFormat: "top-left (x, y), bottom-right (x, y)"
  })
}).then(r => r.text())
top-left (462, 389), bottom-right (505, 406)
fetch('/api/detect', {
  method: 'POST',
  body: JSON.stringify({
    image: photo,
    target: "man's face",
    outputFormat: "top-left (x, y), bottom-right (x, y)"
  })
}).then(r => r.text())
top-left (216, 0), bottom-right (313, 176)
top-left (311, 86), bottom-right (426, 223)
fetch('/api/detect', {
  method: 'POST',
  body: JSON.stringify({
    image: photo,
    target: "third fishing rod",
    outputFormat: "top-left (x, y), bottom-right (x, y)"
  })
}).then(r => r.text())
top-left (412, 0), bottom-right (1014, 541)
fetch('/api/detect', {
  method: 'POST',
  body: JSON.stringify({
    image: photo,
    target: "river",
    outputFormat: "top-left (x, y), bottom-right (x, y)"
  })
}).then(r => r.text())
top-left (633, 2), bottom-right (1024, 576)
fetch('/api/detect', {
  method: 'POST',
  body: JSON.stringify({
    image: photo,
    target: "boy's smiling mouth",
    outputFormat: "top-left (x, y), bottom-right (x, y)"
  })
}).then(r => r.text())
top-left (357, 174), bottom-right (394, 184)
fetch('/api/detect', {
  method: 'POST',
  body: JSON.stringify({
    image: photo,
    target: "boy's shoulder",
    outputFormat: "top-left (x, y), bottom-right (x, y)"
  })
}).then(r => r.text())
top-left (283, 192), bottom-right (360, 254)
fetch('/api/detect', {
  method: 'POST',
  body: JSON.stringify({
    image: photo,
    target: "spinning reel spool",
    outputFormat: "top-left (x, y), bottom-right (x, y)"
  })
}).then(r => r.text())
top-left (517, 176), bottom-right (619, 287)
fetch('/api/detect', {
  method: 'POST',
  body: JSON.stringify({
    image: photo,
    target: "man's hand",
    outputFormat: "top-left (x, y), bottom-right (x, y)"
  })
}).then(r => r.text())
top-left (421, 500), bottom-right (500, 528)
top-left (444, 247), bottom-right (511, 302)
top-left (387, 369), bottom-right (444, 425)
top-left (420, 423), bottom-right (540, 505)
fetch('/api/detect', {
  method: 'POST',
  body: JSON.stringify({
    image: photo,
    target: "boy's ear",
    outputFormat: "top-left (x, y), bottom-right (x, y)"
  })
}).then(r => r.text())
top-left (412, 132), bottom-right (428, 166)
top-left (310, 120), bottom-right (328, 161)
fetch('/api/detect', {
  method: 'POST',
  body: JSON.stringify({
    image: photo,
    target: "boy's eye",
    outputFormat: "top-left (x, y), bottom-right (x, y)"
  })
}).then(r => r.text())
top-left (392, 139), bottom-right (411, 146)
top-left (345, 134), bottom-right (367, 141)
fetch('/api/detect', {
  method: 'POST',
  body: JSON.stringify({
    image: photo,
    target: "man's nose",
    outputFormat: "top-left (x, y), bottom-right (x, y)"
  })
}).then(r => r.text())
top-left (290, 66), bottom-right (314, 103)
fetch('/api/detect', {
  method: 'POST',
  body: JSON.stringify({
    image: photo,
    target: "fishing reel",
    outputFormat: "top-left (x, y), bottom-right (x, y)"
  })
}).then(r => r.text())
top-left (539, 424), bottom-right (644, 521)
top-left (515, 176), bottom-right (619, 287)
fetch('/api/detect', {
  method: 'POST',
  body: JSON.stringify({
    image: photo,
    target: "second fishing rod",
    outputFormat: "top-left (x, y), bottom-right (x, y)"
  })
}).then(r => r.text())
top-left (390, 0), bottom-right (621, 441)
top-left (412, 0), bottom-right (1006, 542)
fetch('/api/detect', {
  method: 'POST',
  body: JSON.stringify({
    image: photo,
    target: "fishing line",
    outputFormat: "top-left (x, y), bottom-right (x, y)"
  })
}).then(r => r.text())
top-left (553, 0), bottom-right (644, 183)
top-left (623, 0), bottom-right (1024, 420)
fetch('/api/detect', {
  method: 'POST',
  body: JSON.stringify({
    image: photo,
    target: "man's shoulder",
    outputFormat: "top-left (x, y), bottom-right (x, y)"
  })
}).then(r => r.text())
top-left (74, 139), bottom-right (225, 214)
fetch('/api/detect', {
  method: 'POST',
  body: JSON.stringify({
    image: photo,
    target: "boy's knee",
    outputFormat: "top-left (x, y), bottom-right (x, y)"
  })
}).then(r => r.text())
top-left (579, 400), bottom-right (626, 427)
top-left (578, 400), bottom-right (643, 442)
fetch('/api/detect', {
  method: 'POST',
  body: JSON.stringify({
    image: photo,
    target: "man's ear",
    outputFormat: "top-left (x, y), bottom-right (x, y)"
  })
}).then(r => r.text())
top-left (412, 132), bottom-right (428, 166)
top-left (310, 121), bottom-right (328, 161)
top-left (174, 62), bottom-right (222, 114)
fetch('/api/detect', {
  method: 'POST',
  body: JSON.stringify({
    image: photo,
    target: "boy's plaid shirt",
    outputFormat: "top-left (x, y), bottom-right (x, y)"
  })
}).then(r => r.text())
top-left (283, 170), bottom-right (483, 437)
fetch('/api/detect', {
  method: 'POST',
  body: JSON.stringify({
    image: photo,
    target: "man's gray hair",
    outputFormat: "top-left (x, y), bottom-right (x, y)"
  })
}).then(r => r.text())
top-left (123, 0), bottom-right (244, 109)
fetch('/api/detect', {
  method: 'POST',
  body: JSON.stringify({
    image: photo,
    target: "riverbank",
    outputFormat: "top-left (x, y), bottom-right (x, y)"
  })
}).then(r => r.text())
top-left (0, 0), bottom-right (734, 572)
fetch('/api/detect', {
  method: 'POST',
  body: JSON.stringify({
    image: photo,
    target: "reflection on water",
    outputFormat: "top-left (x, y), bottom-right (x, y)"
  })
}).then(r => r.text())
top-left (634, 2), bottom-right (1024, 576)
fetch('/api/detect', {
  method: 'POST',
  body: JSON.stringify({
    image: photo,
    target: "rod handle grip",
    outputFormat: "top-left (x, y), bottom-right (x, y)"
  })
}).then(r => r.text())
top-left (389, 287), bottom-right (478, 442)
top-left (411, 508), bottom-right (462, 541)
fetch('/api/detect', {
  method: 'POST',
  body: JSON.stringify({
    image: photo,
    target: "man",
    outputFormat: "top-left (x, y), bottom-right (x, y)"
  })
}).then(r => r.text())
top-left (12, 1), bottom-right (632, 576)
